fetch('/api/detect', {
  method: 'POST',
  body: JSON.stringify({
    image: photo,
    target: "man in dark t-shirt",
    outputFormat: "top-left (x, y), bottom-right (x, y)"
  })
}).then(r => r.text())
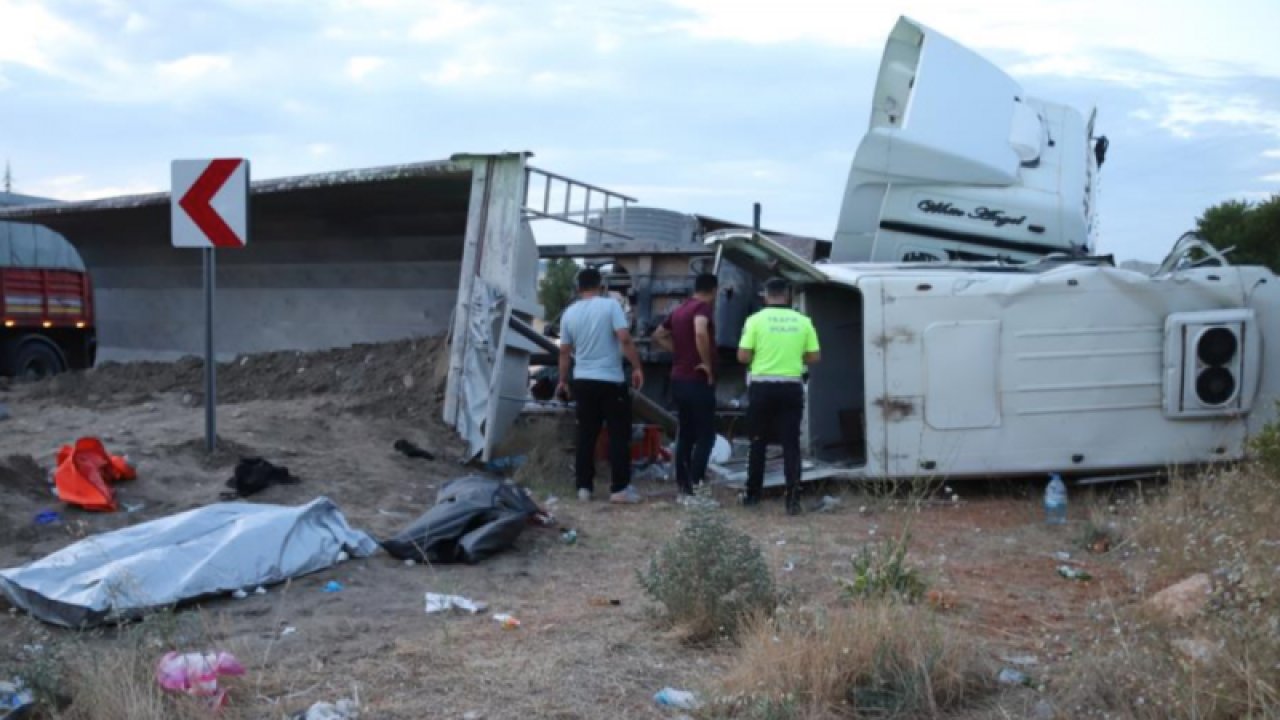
top-left (652, 273), bottom-right (719, 500)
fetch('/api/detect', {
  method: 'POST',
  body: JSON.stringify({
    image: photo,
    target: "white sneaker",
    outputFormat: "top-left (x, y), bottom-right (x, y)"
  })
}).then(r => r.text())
top-left (609, 486), bottom-right (642, 504)
top-left (577, 488), bottom-right (592, 502)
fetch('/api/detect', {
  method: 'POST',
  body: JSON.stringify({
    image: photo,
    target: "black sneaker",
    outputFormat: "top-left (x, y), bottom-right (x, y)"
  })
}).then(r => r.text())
top-left (740, 493), bottom-right (761, 507)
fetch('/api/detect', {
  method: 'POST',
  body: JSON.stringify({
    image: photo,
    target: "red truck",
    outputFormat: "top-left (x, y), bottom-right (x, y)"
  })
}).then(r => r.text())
top-left (0, 266), bottom-right (96, 378)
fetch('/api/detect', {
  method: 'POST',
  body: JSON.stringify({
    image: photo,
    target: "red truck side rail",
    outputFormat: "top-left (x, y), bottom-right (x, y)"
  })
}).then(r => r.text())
top-left (0, 268), bottom-right (94, 329)
top-left (0, 267), bottom-right (96, 374)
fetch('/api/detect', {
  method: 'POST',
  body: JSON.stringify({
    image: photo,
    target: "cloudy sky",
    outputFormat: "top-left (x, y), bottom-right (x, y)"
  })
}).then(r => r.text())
top-left (1, 0), bottom-right (1278, 261)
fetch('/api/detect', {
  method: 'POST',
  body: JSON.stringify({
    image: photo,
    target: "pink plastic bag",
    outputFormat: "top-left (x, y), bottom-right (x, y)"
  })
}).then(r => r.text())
top-left (155, 651), bottom-right (246, 708)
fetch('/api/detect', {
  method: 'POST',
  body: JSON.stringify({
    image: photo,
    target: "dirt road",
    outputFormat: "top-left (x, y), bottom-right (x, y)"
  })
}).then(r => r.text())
top-left (0, 340), bottom-right (1132, 718)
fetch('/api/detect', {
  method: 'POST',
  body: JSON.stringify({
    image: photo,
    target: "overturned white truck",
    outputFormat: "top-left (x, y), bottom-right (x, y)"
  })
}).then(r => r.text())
top-left (708, 18), bottom-right (1278, 482)
top-left (713, 231), bottom-right (1279, 482)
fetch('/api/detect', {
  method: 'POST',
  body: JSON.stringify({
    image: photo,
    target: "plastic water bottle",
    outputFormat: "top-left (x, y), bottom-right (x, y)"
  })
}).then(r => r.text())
top-left (1044, 473), bottom-right (1067, 525)
top-left (653, 688), bottom-right (699, 710)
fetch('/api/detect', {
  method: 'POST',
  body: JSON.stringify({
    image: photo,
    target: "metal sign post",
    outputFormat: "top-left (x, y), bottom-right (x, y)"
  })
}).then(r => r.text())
top-left (171, 158), bottom-right (249, 455)
top-left (203, 248), bottom-right (217, 454)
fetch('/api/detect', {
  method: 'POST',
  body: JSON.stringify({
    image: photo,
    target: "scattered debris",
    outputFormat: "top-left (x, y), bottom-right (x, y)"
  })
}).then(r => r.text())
top-left (587, 596), bottom-right (621, 607)
top-left (1056, 565), bottom-right (1092, 581)
top-left (812, 495), bottom-right (841, 513)
top-left (54, 436), bottom-right (136, 512)
top-left (154, 651), bottom-right (246, 709)
top-left (381, 475), bottom-right (541, 564)
top-left (493, 613), bottom-right (521, 629)
top-left (295, 694), bottom-right (360, 720)
top-left (560, 528), bottom-right (578, 545)
top-left (632, 462), bottom-right (670, 483)
top-left (0, 679), bottom-right (33, 718)
top-left (999, 654), bottom-right (1040, 667)
top-left (425, 593), bottom-right (487, 614)
top-left (925, 588), bottom-right (957, 610)
top-left (653, 687), bottom-right (700, 710)
top-left (709, 435), bottom-right (731, 464)
top-left (231, 589), bottom-right (248, 600)
top-left (33, 510), bottom-right (59, 526)
top-left (222, 457), bottom-right (299, 499)
top-left (997, 668), bottom-right (1030, 686)
top-left (323, 580), bottom-right (344, 593)
top-left (483, 455), bottom-right (526, 474)
top-left (393, 439), bottom-right (434, 461)
top-left (782, 559), bottom-right (796, 572)
top-left (254, 586), bottom-right (267, 595)
top-left (1147, 573), bottom-right (1212, 621)
top-left (1054, 551), bottom-right (1072, 561)
top-left (281, 626), bottom-right (298, 637)
top-left (336, 551), bottom-right (350, 563)
top-left (122, 501), bottom-right (145, 513)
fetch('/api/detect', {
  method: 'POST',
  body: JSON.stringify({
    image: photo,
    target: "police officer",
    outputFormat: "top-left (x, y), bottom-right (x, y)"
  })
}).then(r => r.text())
top-left (737, 277), bottom-right (821, 514)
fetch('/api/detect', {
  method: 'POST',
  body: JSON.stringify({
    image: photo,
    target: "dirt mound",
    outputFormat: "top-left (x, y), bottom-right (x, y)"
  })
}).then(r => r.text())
top-left (158, 436), bottom-right (261, 470)
top-left (0, 454), bottom-right (48, 500)
top-left (29, 336), bottom-right (451, 419)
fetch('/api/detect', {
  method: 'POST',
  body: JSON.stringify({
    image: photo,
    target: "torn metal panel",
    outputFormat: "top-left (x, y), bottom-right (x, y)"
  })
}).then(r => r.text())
top-left (445, 153), bottom-right (541, 461)
top-left (445, 158), bottom-right (668, 458)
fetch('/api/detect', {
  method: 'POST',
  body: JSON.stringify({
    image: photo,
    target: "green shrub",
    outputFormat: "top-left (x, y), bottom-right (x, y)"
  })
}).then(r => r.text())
top-left (638, 501), bottom-right (775, 640)
top-left (837, 530), bottom-right (927, 603)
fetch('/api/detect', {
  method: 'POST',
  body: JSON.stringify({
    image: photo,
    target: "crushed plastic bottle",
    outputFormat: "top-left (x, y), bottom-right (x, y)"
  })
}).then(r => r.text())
top-left (653, 687), bottom-right (700, 710)
top-left (997, 667), bottom-right (1030, 686)
top-left (1057, 565), bottom-right (1093, 581)
top-left (1044, 473), bottom-right (1067, 525)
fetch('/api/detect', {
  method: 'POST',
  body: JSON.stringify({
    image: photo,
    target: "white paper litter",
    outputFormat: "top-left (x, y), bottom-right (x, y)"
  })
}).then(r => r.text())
top-left (425, 593), bottom-right (487, 614)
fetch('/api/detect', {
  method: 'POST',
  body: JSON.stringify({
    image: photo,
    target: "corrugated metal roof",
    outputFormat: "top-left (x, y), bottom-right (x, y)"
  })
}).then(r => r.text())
top-left (0, 159), bottom-right (471, 221)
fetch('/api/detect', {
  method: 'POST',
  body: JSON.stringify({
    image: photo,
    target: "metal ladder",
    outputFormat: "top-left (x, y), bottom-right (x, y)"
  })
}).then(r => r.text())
top-left (523, 166), bottom-right (637, 240)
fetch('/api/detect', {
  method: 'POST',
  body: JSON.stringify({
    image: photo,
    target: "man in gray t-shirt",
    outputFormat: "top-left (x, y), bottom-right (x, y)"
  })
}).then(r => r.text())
top-left (557, 267), bottom-right (645, 504)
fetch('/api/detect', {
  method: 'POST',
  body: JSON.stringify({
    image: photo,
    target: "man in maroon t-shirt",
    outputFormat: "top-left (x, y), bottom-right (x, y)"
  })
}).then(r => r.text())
top-left (652, 273), bottom-right (719, 499)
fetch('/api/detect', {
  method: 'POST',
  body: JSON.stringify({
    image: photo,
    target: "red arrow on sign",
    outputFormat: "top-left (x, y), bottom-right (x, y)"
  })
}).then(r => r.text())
top-left (178, 158), bottom-right (245, 248)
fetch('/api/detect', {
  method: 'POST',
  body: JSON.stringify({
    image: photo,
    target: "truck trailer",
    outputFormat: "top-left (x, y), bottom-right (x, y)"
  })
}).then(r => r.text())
top-left (0, 192), bottom-right (96, 378)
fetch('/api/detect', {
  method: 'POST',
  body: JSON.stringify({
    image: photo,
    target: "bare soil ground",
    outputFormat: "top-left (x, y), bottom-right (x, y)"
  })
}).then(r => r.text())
top-left (0, 339), bottom-right (1139, 719)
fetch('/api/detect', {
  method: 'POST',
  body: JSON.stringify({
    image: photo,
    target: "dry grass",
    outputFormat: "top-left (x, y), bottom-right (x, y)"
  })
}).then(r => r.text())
top-left (712, 600), bottom-right (994, 719)
top-left (1061, 464), bottom-right (1280, 719)
top-left (1, 611), bottom-right (251, 720)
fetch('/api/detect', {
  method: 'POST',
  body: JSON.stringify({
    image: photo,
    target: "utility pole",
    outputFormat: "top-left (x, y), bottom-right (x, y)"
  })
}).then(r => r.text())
top-left (2, 161), bottom-right (11, 193)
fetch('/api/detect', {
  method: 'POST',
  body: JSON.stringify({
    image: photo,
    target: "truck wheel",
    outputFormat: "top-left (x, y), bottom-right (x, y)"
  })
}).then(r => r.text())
top-left (6, 337), bottom-right (66, 380)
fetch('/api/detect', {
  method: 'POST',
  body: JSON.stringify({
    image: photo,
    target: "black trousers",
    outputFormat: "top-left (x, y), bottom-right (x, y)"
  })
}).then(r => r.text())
top-left (745, 382), bottom-right (804, 500)
top-left (672, 379), bottom-right (717, 494)
top-left (572, 379), bottom-right (632, 493)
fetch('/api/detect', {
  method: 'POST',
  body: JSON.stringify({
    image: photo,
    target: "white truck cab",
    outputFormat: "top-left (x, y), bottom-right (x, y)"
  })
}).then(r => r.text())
top-left (833, 17), bottom-right (1104, 265)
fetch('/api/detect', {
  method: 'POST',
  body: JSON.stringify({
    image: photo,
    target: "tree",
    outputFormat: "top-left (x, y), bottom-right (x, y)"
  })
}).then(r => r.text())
top-left (538, 257), bottom-right (579, 323)
top-left (1196, 194), bottom-right (1280, 271)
